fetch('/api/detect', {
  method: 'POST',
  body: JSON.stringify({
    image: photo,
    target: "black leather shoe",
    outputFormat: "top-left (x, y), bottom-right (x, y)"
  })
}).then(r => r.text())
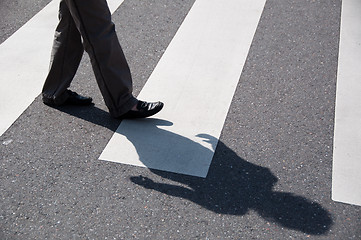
top-left (43, 90), bottom-right (92, 106)
top-left (121, 100), bottom-right (164, 119)
top-left (64, 90), bottom-right (92, 105)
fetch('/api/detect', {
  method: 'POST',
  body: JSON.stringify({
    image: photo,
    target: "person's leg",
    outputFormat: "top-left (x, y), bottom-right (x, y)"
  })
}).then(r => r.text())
top-left (42, 0), bottom-right (85, 105)
top-left (63, 0), bottom-right (138, 117)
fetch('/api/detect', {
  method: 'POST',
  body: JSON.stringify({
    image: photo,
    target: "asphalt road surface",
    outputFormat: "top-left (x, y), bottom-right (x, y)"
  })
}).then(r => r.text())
top-left (1, 0), bottom-right (360, 239)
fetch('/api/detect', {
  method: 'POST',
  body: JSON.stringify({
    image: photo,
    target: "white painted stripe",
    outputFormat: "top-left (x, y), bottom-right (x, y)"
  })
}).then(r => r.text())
top-left (107, 0), bottom-right (125, 13)
top-left (100, 0), bottom-right (266, 177)
top-left (332, 0), bottom-right (361, 206)
top-left (0, 0), bottom-right (124, 136)
top-left (0, 0), bottom-right (59, 136)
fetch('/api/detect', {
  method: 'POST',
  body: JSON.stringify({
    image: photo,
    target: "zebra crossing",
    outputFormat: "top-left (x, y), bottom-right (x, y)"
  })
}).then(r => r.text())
top-left (1, 0), bottom-right (360, 238)
top-left (0, 0), bottom-right (125, 136)
top-left (2, 0), bottom-right (359, 206)
top-left (100, 0), bottom-right (266, 177)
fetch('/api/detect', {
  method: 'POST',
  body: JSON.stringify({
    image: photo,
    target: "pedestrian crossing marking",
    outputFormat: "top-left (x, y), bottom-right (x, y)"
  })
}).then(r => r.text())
top-left (0, 0), bottom-right (125, 136)
top-left (0, 0), bottom-right (58, 136)
top-left (332, 0), bottom-right (361, 207)
top-left (100, 0), bottom-right (267, 177)
top-left (1, 0), bottom-right (360, 207)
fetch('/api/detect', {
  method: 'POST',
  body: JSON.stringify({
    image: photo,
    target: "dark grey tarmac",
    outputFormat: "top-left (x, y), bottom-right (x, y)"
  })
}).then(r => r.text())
top-left (1, 0), bottom-right (360, 239)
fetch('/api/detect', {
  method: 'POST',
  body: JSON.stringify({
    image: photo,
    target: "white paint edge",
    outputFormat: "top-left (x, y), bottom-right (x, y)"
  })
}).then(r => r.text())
top-left (332, 0), bottom-right (361, 207)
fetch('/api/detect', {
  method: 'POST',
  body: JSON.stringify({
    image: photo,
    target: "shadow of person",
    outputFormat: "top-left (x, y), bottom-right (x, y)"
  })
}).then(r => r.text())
top-left (115, 118), bottom-right (218, 177)
top-left (50, 104), bottom-right (121, 131)
top-left (124, 119), bottom-right (333, 235)
top-left (47, 108), bottom-right (333, 235)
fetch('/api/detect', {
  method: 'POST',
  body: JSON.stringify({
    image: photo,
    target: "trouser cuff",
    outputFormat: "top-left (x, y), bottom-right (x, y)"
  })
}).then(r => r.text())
top-left (42, 91), bottom-right (70, 106)
top-left (108, 96), bottom-right (138, 118)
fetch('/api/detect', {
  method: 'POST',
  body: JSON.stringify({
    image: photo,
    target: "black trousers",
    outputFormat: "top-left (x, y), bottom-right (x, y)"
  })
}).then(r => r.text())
top-left (42, 0), bottom-right (137, 117)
